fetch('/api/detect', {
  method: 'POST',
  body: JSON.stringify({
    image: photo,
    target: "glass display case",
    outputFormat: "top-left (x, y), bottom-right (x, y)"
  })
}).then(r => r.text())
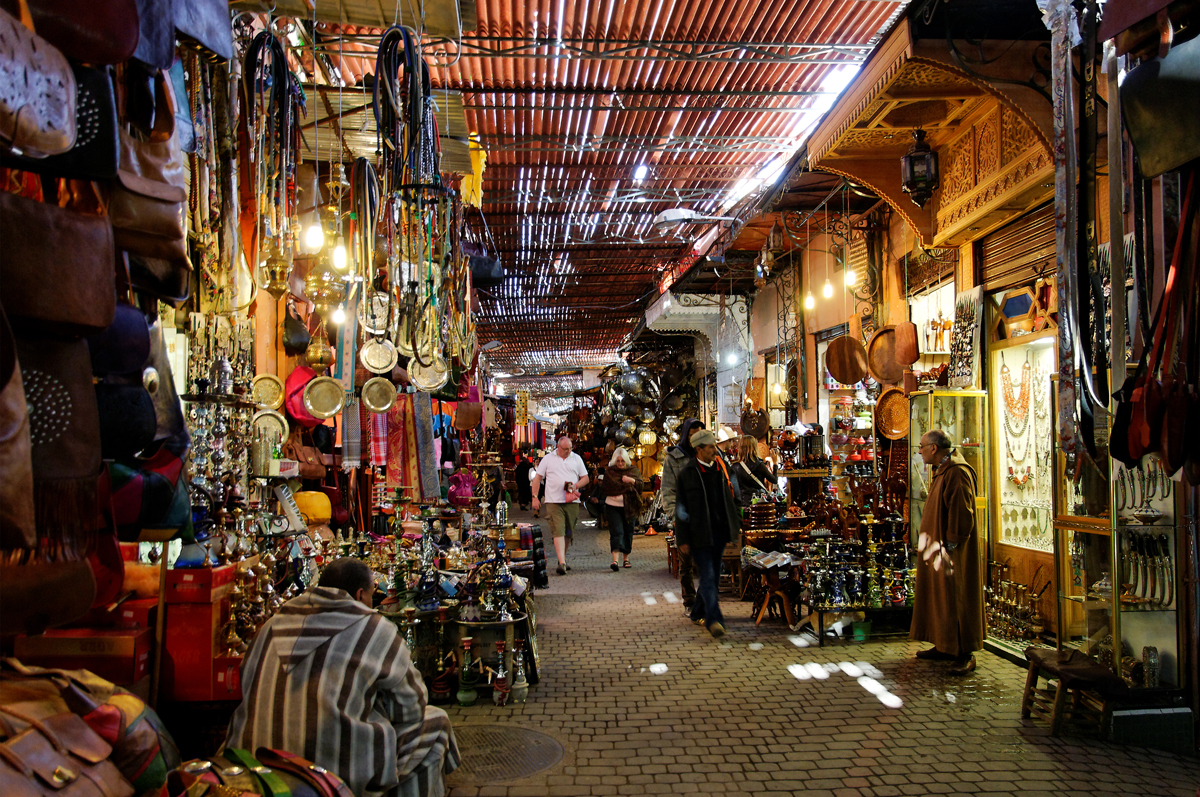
top-left (908, 390), bottom-right (990, 536)
top-left (1051, 382), bottom-right (1184, 690)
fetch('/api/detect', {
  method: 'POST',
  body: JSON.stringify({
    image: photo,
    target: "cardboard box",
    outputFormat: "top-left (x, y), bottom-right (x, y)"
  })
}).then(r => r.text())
top-left (165, 557), bottom-right (257, 604)
top-left (14, 628), bottom-right (152, 685)
top-left (162, 600), bottom-right (227, 702)
top-left (116, 598), bottom-right (159, 629)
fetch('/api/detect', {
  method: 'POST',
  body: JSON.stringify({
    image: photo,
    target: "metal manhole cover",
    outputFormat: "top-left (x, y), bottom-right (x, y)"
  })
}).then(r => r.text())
top-left (448, 724), bottom-right (564, 783)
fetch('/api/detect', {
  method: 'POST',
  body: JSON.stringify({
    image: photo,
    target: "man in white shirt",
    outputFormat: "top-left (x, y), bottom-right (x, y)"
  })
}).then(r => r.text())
top-left (532, 436), bottom-right (590, 575)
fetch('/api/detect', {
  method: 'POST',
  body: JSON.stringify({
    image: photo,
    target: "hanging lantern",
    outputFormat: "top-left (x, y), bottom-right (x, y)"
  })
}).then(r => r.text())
top-left (639, 428), bottom-right (657, 445)
top-left (900, 129), bottom-right (939, 208)
top-left (261, 240), bottom-right (293, 300)
top-left (767, 217), bottom-right (785, 254)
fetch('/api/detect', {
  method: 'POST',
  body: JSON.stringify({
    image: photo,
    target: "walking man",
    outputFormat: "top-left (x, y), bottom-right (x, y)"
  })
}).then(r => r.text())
top-left (910, 429), bottom-right (983, 675)
top-left (532, 436), bottom-right (590, 575)
top-left (661, 418), bottom-right (706, 611)
top-left (674, 429), bottom-right (740, 638)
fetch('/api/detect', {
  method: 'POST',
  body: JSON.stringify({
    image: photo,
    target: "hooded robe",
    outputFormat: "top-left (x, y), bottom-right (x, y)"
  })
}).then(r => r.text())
top-left (225, 587), bottom-right (459, 797)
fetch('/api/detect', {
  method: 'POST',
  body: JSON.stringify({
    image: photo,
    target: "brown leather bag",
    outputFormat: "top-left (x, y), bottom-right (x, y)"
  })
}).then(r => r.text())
top-left (283, 428), bottom-right (326, 481)
top-left (0, 700), bottom-right (132, 797)
top-left (107, 70), bottom-right (188, 261)
top-left (0, 0), bottom-right (75, 159)
top-left (0, 304), bottom-right (34, 550)
top-left (454, 401), bottom-right (483, 431)
top-left (0, 190), bottom-right (116, 337)
top-left (0, 0), bottom-right (138, 65)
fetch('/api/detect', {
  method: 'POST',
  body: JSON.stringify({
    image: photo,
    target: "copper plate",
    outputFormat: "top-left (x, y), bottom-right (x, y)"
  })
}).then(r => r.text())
top-left (360, 337), bottom-right (398, 374)
top-left (252, 409), bottom-right (289, 442)
top-left (303, 376), bottom-right (345, 420)
top-left (866, 325), bottom-right (904, 385)
top-left (875, 387), bottom-right (910, 440)
top-left (361, 376), bottom-right (397, 413)
top-left (251, 374), bottom-right (284, 409)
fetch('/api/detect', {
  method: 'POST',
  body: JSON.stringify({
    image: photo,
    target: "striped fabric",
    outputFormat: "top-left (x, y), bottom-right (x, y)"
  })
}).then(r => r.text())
top-left (370, 408), bottom-right (388, 467)
top-left (342, 398), bottom-right (362, 469)
top-left (224, 587), bottom-right (460, 797)
top-left (411, 393), bottom-right (439, 501)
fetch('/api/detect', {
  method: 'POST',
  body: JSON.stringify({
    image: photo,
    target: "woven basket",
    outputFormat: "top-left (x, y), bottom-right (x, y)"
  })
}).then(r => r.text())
top-left (875, 386), bottom-right (910, 440)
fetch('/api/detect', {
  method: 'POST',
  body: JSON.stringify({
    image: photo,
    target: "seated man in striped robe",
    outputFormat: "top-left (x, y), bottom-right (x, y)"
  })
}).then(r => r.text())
top-left (226, 558), bottom-right (460, 797)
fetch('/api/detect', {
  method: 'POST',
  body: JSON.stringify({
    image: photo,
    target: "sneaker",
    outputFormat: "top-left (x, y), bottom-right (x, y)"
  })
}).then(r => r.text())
top-left (708, 623), bottom-right (726, 639)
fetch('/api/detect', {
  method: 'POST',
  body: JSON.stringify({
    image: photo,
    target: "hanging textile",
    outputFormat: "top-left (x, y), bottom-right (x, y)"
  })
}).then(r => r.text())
top-left (370, 408), bottom-right (388, 468)
top-left (412, 393), bottom-right (439, 500)
top-left (385, 394), bottom-right (420, 496)
top-left (342, 397), bottom-right (362, 469)
top-left (1051, 0), bottom-right (1080, 457)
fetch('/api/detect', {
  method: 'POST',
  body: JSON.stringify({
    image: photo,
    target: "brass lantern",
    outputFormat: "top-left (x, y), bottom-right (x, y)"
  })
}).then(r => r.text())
top-left (261, 239), bottom-right (293, 300)
top-left (767, 217), bottom-right (785, 254)
top-left (900, 129), bottom-right (939, 208)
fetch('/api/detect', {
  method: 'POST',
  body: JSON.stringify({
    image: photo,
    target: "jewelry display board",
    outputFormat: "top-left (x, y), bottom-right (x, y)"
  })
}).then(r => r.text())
top-left (908, 390), bottom-right (989, 542)
top-left (989, 333), bottom-right (1055, 553)
top-left (1052, 383), bottom-right (1184, 690)
top-left (949, 286), bottom-right (984, 388)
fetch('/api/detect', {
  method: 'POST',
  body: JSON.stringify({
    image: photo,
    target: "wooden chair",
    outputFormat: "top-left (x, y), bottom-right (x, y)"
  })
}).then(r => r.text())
top-left (1021, 647), bottom-right (1125, 736)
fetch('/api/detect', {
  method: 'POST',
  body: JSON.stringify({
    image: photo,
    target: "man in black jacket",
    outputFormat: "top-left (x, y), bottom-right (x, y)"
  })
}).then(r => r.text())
top-left (674, 429), bottom-right (741, 638)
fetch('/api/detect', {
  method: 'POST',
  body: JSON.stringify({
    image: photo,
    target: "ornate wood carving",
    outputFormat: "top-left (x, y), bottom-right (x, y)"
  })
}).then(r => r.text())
top-left (976, 108), bottom-right (1001, 179)
top-left (937, 147), bottom-right (1052, 232)
top-left (941, 127), bottom-right (976, 204)
top-left (1001, 106), bottom-right (1037, 166)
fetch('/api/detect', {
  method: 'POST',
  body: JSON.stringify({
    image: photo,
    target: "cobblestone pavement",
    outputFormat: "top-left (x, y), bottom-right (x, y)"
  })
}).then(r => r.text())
top-left (446, 512), bottom-right (1200, 796)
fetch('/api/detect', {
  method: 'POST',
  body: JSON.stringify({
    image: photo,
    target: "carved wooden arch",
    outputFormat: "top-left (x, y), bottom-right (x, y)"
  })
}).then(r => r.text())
top-left (808, 47), bottom-right (1052, 248)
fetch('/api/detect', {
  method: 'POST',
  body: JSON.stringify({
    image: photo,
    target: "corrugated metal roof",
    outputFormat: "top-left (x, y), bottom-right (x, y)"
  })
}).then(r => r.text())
top-left (296, 0), bottom-right (906, 370)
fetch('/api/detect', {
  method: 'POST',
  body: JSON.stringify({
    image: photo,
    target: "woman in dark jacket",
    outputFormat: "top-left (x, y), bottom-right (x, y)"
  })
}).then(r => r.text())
top-left (599, 446), bottom-right (644, 570)
top-left (734, 435), bottom-right (778, 499)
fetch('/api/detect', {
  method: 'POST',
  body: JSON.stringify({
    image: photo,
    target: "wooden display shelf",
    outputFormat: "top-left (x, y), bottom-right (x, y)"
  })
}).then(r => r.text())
top-left (779, 468), bottom-right (830, 478)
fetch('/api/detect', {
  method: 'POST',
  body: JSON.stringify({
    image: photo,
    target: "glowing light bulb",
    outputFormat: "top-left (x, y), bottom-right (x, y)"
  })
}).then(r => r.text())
top-left (823, 280), bottom-right (834, 299)
top-left (332, 306), bottom-right (345, 324)
top-left (304, 221), bottom-right (325, 252)
top-left (804, 292), bottom-right (815, 310)
top-left (332, 236), bottom-right (347, 270)
top-left (845, 267), bottom-right (857, 286)
top-left (726, 352), bottom-right (737, 365)
top-left (773, 382), bottom-right (783, 395)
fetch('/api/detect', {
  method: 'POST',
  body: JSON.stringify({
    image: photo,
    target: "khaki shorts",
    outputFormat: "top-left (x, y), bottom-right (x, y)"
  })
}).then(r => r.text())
top-left (543, 502), bottom-right (579, 538)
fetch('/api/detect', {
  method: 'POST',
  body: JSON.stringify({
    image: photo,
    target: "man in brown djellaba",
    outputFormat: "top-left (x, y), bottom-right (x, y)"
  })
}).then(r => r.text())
top-left (910, 429), bottom-right (983, 675)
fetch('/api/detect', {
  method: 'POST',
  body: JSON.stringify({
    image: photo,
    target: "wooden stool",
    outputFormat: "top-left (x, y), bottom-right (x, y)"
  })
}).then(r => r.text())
top-left (1021, 647), bottom-right (1125, 736)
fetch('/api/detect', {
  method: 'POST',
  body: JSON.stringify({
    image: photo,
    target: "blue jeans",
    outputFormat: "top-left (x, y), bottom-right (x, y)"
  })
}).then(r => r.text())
top-left (688, 543), bottom-right (725, 628)
top-left (604, 504), bottom-right (634, 554)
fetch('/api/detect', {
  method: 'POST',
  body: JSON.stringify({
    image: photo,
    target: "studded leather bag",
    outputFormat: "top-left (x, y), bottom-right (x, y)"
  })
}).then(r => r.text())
top-left (0, 0), bottom-right (76, 160)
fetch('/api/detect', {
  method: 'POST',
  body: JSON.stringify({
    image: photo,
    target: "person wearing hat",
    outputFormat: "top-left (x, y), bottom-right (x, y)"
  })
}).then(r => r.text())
top-left (660, 418), bottom-right (706, 610)
top-left (673, 429), bottom-right (740, 638)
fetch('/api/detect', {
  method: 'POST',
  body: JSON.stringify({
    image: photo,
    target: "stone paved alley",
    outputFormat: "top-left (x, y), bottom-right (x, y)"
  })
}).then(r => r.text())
top-left (444, 512), bottom-right (1200, 797)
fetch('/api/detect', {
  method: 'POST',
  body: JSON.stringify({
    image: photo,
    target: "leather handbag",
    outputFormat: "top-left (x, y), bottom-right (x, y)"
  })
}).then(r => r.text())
top-left (4, 62), bottom-right (119, 180)
top-left (1121, 23), bottom-right (1200, 179)
top-left (0, 703), bottom-right (132, 797)
top-left (0, 303), bottom-right (34, 550)
top-left (453, 401), bottom-right (482, 430)
top-left (0, 190), bottom-right (116, 337)
top-left (282, 304), bottom-right (312, 356)
top-left (0, 0), bottom-right (75, 159)
top-left (14, 335), bottom-right (104, 555)
top-left (166, 749), bottom-right (350, 797)
top-left (282, 428), bottom-right (326, 481)
top-left (174, 0), bottom-right (234, 62)
top-left (0, 659), bottom-right (180, 796)
top-left (0, 0), bottom-right (138, 65)
top-left (106, 432), bottom-right (193, 543)
top-left (108, 70), bottom-right (188, 261)
top-left (284, 366), bottom-right (321, 429)
top-left (131, 0), bottom-right (174, 71)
